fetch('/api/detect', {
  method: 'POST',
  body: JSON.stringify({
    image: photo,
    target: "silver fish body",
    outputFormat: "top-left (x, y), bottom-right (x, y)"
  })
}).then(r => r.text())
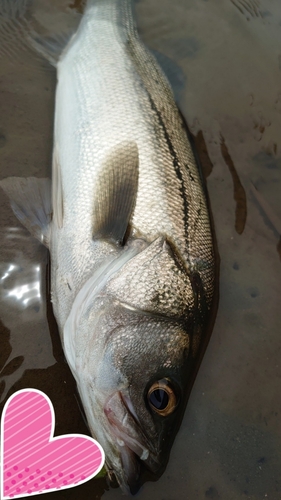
top-left (0, 0), bottom-right (215, 493)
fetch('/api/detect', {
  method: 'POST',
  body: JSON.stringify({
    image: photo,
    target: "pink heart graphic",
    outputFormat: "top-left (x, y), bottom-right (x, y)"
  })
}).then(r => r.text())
top-left (1, 389), bottom-right (105, 498)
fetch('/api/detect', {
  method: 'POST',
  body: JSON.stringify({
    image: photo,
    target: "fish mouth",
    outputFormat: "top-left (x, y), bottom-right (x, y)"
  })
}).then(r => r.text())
top-left (104, 391), bottom-right (160, 493)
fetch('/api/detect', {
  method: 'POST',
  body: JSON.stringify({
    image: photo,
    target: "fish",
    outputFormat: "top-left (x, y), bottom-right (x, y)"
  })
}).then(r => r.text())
top-left (0, 0), bottom-right (216, 494)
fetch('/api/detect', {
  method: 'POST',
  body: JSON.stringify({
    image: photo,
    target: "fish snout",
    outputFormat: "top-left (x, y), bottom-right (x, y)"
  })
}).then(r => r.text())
top-left (104, 391), bottom-right (160, 493)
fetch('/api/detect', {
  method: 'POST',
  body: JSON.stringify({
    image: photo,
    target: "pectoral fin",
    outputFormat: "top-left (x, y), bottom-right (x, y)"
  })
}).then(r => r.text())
top-left (93, 141), bottom-right (139, 246)
top-left (0, 177), bottom-right (52, 247)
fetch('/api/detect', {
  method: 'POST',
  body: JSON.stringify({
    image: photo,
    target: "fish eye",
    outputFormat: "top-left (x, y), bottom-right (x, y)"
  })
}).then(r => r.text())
top-left (147, 378), bottom-right (177, 416)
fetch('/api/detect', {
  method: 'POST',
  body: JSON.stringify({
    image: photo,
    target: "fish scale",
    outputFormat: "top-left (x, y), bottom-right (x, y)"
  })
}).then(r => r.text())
top-left (63, 6), bottom-right (208, 281)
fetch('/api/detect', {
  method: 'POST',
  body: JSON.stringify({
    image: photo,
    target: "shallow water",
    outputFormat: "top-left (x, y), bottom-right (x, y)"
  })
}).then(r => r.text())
top-left (1, 0), bottom-right (281, 498)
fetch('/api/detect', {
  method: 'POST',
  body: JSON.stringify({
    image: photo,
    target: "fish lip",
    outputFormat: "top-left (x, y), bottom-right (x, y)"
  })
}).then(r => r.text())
top-left (103, 391), bottom-right (160, 490)
top-left (104, 391), bottom-right (150, 460)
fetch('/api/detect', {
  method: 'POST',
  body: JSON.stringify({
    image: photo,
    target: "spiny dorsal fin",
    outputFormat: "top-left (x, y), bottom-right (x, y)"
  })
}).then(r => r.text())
top-left (93, 141), bottom-right (139, 246)
top-left (0, 176), bottom-right (52, 247)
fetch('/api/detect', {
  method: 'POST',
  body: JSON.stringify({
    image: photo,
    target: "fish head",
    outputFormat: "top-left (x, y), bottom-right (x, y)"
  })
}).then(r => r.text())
top-left (64, 237), bottom-right (209, 493)
top-left (99, 314), bottom-right (192, 491)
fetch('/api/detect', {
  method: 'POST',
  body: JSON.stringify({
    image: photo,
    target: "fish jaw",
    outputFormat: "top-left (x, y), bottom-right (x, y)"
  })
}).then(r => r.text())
top-left (76, 376), bottom-right (160, 494)
top-left (103, 391), bottom-right (161, 493)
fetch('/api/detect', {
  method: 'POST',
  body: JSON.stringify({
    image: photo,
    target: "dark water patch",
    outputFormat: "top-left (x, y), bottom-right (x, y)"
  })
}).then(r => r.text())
top-left (260, 10), bottom-right (272, 18)
top-left (0, 132), bottom-right (6, 148)
top-left (0, 318), bottom-right (11, 371)
top-left (0, 355), bottom-right (24, 377)
top-left (205, 486), bottom-right (220, 498)
top-left (152, 49), bottom-right (186, 101)
top-left (150, 35), bottom-right (201, 63)
top-left (190, 130), bottom-right (214, 179)
top-left (170, 36), bottom-right (201, 60)
top-left (220, 135), bottom-right (247, 234)
top-left (250, 183), bottom-right (281, 238)
top-left (277, 237), bottom-right (281, 262)
top-left (0, 319), bottom-right (11, 399)
top-left (243, 311), bottom-right (264, 331)
top-left (233, 261), bottom-right (239, 270)
top-left (247, 286), bottom-right (259, 298)
top-left (253, 150), bottom-right (281, 170)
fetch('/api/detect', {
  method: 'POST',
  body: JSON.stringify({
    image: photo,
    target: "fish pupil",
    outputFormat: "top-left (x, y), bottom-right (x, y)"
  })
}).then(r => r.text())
top-left (149, 389), bottom-right (169, 410)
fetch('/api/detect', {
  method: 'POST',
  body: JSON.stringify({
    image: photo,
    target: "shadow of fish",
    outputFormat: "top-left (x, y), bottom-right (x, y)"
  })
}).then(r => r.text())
top-left (0, 0), bottom-right (215, 494)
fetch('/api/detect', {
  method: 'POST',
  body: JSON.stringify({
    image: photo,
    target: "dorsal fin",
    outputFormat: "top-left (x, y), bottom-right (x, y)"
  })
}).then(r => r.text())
top-left (92, 141), bottom-right (139, 246)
